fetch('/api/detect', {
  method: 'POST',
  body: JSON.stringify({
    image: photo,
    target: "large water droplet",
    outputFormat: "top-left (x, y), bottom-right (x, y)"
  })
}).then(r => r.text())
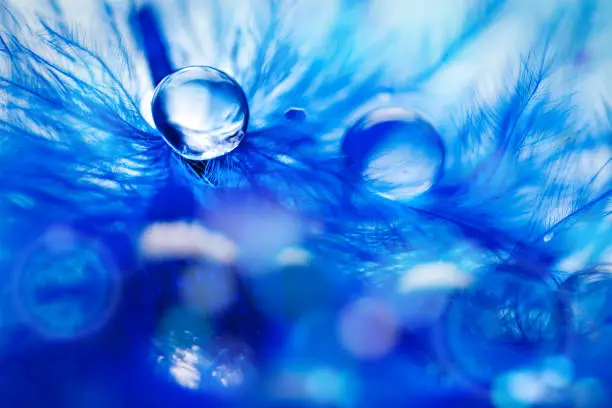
top-left (342, 108), bottom-right (444, 201)
top-left (152, 66), bottom-right (249, 161)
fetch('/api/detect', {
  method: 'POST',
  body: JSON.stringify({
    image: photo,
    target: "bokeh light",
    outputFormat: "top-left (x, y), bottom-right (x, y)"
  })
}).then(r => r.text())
top-left (275, 247), bottom-right (312, 267)
top-left (338, 297), bottom-right (398, 360)
top-left (269, 366), bottom-right (356, 406)
top-left (399, 262), bottom-right (472, 293)
top-left (202, 195), bottom-right (303, 274)
top-left (179, 263), bottom-right (237, 317)
top-left (139, 221), bottom-right (238, 264)
top-left (392, 262), bottom-right (471, 329)
top-left (491, 357), bottom-right (574, 408)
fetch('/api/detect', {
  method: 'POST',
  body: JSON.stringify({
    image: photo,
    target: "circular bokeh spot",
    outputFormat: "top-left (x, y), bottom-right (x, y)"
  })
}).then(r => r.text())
top-left (337, 297), bottom-right (398, 360)
top-left (14, 227), bottom-right (120, 340)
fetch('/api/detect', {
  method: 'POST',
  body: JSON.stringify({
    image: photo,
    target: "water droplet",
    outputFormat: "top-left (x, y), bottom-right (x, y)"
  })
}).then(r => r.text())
top-left (543, 232), bottom-right (554, 242)
top-left (284, 107), bottom-right (307, 121)
top-left (152, 66), bottom-right (249, 160)
top-left (342, 108), bottom-right (444, 201)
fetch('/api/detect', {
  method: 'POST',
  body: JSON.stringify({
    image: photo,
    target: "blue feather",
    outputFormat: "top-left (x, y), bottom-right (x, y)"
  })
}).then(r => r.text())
top-left (0, 0), bottom-right (611, 407)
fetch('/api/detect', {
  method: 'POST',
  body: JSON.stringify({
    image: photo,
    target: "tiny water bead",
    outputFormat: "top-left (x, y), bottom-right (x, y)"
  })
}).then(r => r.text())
top-left (342, 108), bottom-right (445, 201)
top-left (284, 107), bottom-right (307, 121)
top-left (151, 66), bottom-right (249, 161)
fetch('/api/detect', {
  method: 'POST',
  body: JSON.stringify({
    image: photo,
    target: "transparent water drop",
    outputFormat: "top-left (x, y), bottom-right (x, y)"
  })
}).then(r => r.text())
top-left (284, 107), bottom-right (307, 121)
top-left (342, 108), bottom-right (445, 201)
top-left (151, 66), bottom-right (249, 161)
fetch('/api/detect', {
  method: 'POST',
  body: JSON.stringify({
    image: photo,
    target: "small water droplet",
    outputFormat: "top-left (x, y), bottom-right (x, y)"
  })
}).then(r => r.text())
top-left (544, 232), bottom-right (554, 242)
top-left (342, 108), bottom-right (444, 201)
top-left (284, 107), bottom-right (307, 121)
top-left (152, 66), bottom-right (249, 160)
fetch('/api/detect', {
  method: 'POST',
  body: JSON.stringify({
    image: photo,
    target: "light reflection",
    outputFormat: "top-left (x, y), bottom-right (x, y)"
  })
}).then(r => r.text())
top-left (212, 364), bottom-right (244, 388)
top-left (270, 366), bottom-right (354, 406)
top-left (165, 345), bottom-right (210, 390)
top-left (153, 309), bottom-right (254, 393)
top-left (305, 367), bottom-right (349, 405)
top-left (275, 247), bottom-right (311, 267)
top-left (491, 357), bottom-right (574, 408)
top-left (139, 89), bottom-right (155, 128)
top-left (387, 262), bottom-right (470, 329)
top-left (399, 262), bottom-right (471, 292)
